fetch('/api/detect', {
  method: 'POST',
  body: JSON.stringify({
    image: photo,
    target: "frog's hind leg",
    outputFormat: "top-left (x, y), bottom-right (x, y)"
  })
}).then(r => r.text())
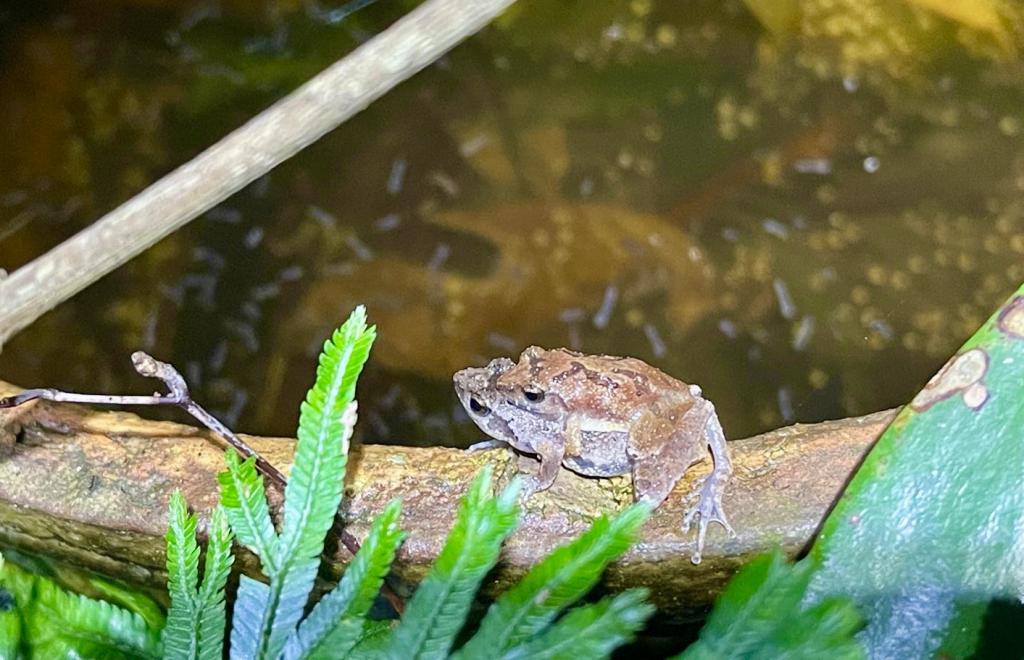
top-left (628, 407), bottom-right (704, 508)
top-left (681, 409), bottom-right (734, 564)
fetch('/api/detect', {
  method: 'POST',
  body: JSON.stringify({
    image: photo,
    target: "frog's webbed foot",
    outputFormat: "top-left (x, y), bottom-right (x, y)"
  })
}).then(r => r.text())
top-left (465, 438), bottom-right (510, 453)
top-left (682, 474), bottom-right (734, 564)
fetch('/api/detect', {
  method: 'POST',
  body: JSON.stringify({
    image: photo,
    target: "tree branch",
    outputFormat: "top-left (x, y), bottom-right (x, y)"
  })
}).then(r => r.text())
top-left (0, 0), bottom-right (516, 350)
top-left (0, 379), bottom-right (894, 616)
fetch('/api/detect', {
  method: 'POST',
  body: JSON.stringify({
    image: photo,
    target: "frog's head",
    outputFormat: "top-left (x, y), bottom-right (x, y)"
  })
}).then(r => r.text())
top-left (454, 357), bottom-right (518, 445)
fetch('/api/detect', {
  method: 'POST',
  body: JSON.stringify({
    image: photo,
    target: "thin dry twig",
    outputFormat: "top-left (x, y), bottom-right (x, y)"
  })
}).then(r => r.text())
top-left (0, 352), bottom-right (406, 614)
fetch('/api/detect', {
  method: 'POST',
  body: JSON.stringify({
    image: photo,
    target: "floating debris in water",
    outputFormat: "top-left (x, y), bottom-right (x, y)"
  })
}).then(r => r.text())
top-left (307, 205), bottom-right (337, 227)
top-left (863, 156), bottom-right (880, 173)
top-left (592, 285), bottom-right (619, 329)
top-left (249, 282), bottom-right (280, 301)
top-left (721, 226), bottom-right (740, 242)
top-left (487, 332), bottom-right (517, 352)
top-left (427, 243), bottom-right (451, 271)
top-left (278, 265), bottom-right (304, 282)
top-left (345, 234), bottom-right (374, 261)
top-left (643, 323), bottom-right (667, 357)
top-left (387, 157), bottom-right (407, 195)
top-left (459, 133), bottom-right (490, 157)
top-left (772, 277), bottom-right (797, 319)
top-left (374, 213), bottom-right (401, 232)
top-left (429, 171), bottom-right (460, 198)
top-left (192, 246), bottom-right (225, 270)
top-left (792, 315), bottom-right (815, 351)
top-left (718, 318), bottom-right (738, 338)
top-left (761, 218), bottom-right (789, 239)
top-left (209, 339), bottom-right (228, 373)
top-left (793, 158), bottom-right (832, 175)
top-left (225, 319), bottom-right (259, 353)
top-left (560, 307), bottom-right (586, 323)
top-left (244, 226), bottom-right (264, 249)
top-left (207, 208), bottom-right (242, 224)
top-left (777, 386), bottom-right (795, 423)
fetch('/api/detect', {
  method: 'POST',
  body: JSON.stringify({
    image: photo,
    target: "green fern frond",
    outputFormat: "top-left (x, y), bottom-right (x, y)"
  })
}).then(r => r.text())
top-left (677, 550), bottom-right (864, 660)
top-left (456, 502), bottom-right (651, 658)
top-left (346, 619), bottom-right (397, 660)
top-left (251, 306), bottom-right (376, 659)
top-left (0, 552), bottom-right (24, 660)
top-left (27, 573), bottom-right (162, 659)
top-left (230, 576), bottom-right (270, 660)
top-left (88, 575), bottom-right (166, 633)
top-left (163, 491), bottom-right (201, 660)
top-left (383, 468), bottom-right (522, 660)
top-left (196, 506), bottom-right (234, 660)
top-left (285, 499), bottom-right (405, 660)
top-left (217, 452), bottom-right (278, 570)
top-left (501, 589), bottom-right (654, 660)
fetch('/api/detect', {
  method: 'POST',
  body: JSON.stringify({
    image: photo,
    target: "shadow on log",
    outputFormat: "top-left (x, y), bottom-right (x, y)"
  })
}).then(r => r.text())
top-left (0, 380), bottom-right (895, 616)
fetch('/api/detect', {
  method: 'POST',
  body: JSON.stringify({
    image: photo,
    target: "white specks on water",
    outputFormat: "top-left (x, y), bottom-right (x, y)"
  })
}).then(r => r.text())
top-left (579, 177), bottom-right (594, 197)
top-left (761, 218), bottom-right (789, 239)
top-left (241, 301), bottom-right (261, 322)
top-left (186, 360), bottom-right (202, 388)
top-left (429, 171), bottom-right (460, 198)
top-left (863, 156), bottom-right (881, 173)
top-left (141, 307), bottom-right (158, 351)
top-left (772, 277), bottom-right (797, 320)
top-left (721, 227), bottom-right (739, 242)
top-left (792, 315), bottom-right (816, 351)
top-left (307, 205), bottom-right (337, 228)
top-left (687, 245), bottom-right (703, 262)
top-left (374, 213), bottom-right (401, 232)
top-left (592, 285), bottom-right (619, 329)
top-left (208, 208), bottom-right (242, 224)
top-left (192, 246), bottom-right (225, 270)
top-left (869, 318), bottom-right (895, 341)
top-left (643, 323), bottom-right (667, 357)
top-left (427, 243), bottom-right (451, 271)
top-left (718, 318), bottom-right (738, 339)
top-left (459, 133), bottom-right (490, 158)
top-left (180, 273), bottom-right (218, 309)
top-left (487, 332), bottom-right (517, 352)
top-left (345, 234), bottom-right (374, 261)
top-left (793, 158), bottom-right (832, 175)
top-left (843, 76), bottom-right (859, 92)
top-left (777, 386), bottom-right (795, 423)
top-left (1003, 357), bottom-right (1015, 365)
top-left (209, 339), bottom-right (229, 373)
top-left (225, 319), bottom-right (259, 353)
top-left (244, 226), bottom-right (264, 249)
top-left (387, 157), bottom-right (407, 195)
top-left (278, 265), bottom-right (304, 282)
top-left (560, 307), bottom-right (586, 323)
top-left (249, 282), bottom-right (280, 301)
top-left (604, 23), bottom-right (624, 41)
top-left (222, 388), bottom-right (248, 427)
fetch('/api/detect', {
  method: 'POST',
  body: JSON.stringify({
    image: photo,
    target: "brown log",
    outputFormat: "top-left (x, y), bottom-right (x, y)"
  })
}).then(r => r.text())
top-left (0, 380), bottom-right (894, 615)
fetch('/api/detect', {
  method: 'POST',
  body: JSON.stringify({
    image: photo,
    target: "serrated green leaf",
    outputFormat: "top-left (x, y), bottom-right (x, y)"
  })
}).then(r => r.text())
top-left (501, 588), bottom-right (654, 660)
top-left (26, 574), bottom-right (162, 659)
top-left (218, 452), bottom-right (278, 570)
top-left (678, 550), bottom-right (863, 660)
top-left (285, 499), bottom-right (405, 660)
top-left (163, 491), bottom-right (201, 660)
top-left (89, 576), bottom-right (166, 634)
top-left (346, 619), bottom-right (397, 660)
top-left (197, 506), bottom-right (234, 660)
top-left (248, 306), bottom-right (376, 659)
top-left (457, 502), bottom-right (650, 659)
top-left (230, 576), bottom-right (270, 660)
top-left (0, 553), bottom-right (22, 660)
top-left (383, 468), bottom-right (521, 660)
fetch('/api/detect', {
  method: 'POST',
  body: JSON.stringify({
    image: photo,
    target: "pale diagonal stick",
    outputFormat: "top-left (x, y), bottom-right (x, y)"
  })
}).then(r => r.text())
top-left (0, 0), bottom-right (516, 350)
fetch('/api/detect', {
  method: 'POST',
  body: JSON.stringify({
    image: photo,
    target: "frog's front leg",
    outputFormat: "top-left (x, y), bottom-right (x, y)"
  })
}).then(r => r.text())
top-left (681, 405), bottom-right (734, 563)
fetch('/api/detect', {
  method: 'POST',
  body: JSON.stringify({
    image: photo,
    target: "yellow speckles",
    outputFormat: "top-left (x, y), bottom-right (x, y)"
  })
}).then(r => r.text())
top-left (1009, 234), bottom-right (1024, 254)
top-left (808, 368), bottom-right (830, 389)
top-left (642, 123), bottom-right (663, 142)
top-left (907, 254), bottom-right (927, 274)
top-left (933, 249), bottom-right (951, 267)
top-left (654, 24), bottom-right (678, 48)
top-left (625, 308), bottom-right (645, 327)
top-left (890, 270), bottom-right (910, 290)
top-left (617, 149), bottom-right (635, 169)
top-left (630, 0), bottom-right (652, 16)
top-left (850, 286), bottom-right (871, 305)
top-left (955, 252), bottom-right (976, 273)
top-left (531, 228), bottom-right (550, 248)
top-left (902, 331), bottom-right (922, 351)
top-left (556, 225), bottom-right (574, 245)
top-left (983, 234), bottom-right (1002, 254)
top-left (999, 115), bottom-right (1021, 137)
top-left (865, 263), bottom-right (887, 285)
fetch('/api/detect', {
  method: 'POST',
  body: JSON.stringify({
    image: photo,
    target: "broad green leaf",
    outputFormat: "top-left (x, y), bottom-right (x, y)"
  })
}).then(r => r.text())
top-left (256, 306), bottom-right (376, 659)
top-left (163, 491), bottom-right (201, 660)
top-left (679, 550), bottom-right (863, 660)
top-left (0, 553), bottom-right (23, 660)
top-left (501, 589), bottom-right (654, 660)
top-left (286, 499), bottom-right (405, 660)
top-left (89, 576), bottom-right (166, 634)
top-left (456, 502), bottom-right (651, 659)
top-left (383, 468), bottom-right (521, 660)
top-left (808, 285), bottom-right (1024, 655)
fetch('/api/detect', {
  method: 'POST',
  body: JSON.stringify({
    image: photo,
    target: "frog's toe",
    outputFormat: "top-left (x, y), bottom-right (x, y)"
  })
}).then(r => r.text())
top-left (682, 481), bottom-right (733, 564)
top-left (466, 439), bottom-right (509, 453)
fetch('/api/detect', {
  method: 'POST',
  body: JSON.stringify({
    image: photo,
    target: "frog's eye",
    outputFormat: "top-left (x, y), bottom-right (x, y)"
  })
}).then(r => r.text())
top-left (523, 387), bottom-right (545, 403)
top-left (469, 398), bottom-right (490, 415)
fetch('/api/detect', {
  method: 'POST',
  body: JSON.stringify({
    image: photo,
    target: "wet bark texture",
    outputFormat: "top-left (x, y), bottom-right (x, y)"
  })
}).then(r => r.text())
top-left (0, 380), bottom-right (895, 615)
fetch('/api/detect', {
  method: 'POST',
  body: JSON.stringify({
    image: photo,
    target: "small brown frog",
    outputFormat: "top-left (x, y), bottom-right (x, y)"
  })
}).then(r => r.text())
top-left (453, 346), bottom-right (733, 563)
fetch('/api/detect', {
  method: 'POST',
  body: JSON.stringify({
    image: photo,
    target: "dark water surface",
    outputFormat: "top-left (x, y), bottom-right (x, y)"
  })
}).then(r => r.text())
top-left (2, 0), bottom-right (1023, 448)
